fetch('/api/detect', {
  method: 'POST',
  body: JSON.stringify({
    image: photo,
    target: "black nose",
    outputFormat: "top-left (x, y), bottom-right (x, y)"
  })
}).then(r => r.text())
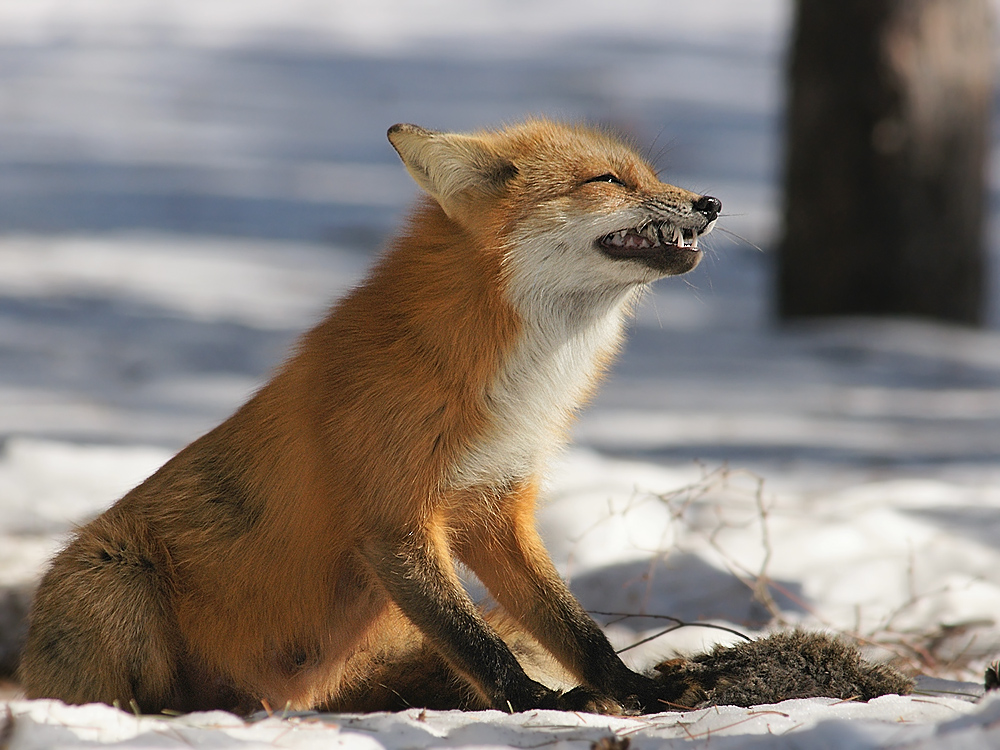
top-left (693, 195), bottom-right (722, 223)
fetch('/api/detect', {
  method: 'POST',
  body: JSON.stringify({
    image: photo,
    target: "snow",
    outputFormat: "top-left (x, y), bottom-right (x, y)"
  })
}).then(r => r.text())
top-left (3, 695), bottom-right (997, 750)
top-left (4, 0), bottom-right (1000, 747)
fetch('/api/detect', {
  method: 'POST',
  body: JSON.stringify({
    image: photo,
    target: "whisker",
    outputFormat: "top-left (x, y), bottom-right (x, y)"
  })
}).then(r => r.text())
top-left (644, 124), bottom-right (669, 163)
top-left (715, 226), bottom-right (765, 253)
top-left (651, 139), bottom-right (676, 175)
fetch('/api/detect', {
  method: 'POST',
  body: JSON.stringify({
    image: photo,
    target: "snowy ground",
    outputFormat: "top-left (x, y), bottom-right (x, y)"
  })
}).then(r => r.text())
top-left (4, 1), bottom-right (1000, 748)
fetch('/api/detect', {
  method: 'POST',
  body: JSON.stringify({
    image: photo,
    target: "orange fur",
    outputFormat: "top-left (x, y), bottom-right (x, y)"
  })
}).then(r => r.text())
top-left (20, 120), bottom-right (721, 715)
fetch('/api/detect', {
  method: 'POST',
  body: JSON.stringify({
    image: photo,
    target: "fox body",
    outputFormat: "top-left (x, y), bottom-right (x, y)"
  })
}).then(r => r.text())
top-left (20, 120), bottom-right (721, 715)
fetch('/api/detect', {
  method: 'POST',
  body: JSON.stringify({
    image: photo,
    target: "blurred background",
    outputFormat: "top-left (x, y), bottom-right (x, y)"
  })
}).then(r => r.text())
top-left (3, 0), bottom-right (1000, 686)
top-left (0, 0), bottom-right (792, 454)
top-left (0, 1), bottom-right (780, 244)
top-left (1, 0), bottom-right (997, 447)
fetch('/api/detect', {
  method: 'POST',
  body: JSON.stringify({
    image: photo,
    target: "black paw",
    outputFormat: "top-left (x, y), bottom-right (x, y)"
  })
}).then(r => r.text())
top-left (502, 682), bottom-right (621, 714)
top-left (621, 672), bottom-right (696, 714)
top-left (553, 686), bottom-right (625, 715)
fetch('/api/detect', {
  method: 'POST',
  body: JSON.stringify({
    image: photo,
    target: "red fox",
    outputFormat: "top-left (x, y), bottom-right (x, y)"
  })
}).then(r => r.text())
top-left (20, 119), bottom-right (722, 715)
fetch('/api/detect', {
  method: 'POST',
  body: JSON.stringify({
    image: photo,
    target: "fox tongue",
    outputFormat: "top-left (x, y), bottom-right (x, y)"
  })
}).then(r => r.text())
top-left (623, 232), bottom-right (653, 250)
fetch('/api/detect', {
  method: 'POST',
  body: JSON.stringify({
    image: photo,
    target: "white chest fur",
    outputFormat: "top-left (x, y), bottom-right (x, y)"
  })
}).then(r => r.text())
top-left (447, 284), bottom-right (639, 492)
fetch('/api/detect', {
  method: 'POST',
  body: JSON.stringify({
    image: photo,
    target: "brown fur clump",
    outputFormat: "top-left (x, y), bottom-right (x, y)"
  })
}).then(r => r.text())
top-left (652, 631), bottom-right (913, 710)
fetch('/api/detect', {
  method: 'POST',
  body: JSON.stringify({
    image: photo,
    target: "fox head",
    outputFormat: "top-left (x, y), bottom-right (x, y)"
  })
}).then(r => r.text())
top-left (388, 119), bottom-right (720, 304)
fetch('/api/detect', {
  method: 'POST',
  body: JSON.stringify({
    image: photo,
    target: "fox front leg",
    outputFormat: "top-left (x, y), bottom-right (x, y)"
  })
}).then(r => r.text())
top-left (358, 527), bottom-right (619, 713)
top-left (453, 490), bottom-right (669, 714)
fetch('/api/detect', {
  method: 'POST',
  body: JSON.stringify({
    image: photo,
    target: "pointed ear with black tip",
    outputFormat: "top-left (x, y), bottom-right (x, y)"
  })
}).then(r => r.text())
top-left (387, 123), bottom-right (518, 221)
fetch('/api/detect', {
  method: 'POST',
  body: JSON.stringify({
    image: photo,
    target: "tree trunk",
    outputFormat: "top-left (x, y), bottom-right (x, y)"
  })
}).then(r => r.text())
top-left (778, 0), bottom-right (992, 325)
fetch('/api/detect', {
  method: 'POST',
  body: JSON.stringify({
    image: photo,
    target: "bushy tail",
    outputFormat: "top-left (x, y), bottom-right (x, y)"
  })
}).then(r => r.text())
top-left (19, 513), bottom-right (183, 712)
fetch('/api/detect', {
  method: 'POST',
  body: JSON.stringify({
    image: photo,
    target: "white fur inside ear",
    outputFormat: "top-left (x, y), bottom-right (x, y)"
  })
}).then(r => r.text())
top-left (388, 125), bottom-right (508, 215)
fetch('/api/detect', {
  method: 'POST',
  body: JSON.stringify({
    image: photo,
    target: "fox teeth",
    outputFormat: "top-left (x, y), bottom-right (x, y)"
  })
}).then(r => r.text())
top-left (600, 222), bottom-right (702, 251)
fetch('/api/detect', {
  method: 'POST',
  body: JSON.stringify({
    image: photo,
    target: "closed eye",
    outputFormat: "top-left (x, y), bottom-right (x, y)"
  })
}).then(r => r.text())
top-left (583, 173), bottom-right (627, 187)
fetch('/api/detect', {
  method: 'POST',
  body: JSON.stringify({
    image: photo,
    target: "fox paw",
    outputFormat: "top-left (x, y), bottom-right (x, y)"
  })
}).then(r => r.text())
top-left (545, 686), bottom-right (624, 715)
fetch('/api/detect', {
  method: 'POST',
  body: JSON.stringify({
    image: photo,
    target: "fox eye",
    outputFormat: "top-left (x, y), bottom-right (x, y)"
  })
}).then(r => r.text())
top-left (584, 173), bottom-right (626, 187)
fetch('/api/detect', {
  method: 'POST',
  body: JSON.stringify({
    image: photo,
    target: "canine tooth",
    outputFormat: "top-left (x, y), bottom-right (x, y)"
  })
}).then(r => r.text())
top-left (672, 226), bottom-right (683, 247)
top-left (691, 228), bottom-right (699, 249)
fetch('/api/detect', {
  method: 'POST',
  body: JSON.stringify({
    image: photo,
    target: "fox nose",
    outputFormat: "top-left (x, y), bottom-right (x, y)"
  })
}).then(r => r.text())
top-left (693, 195), bottom-right (722, 223)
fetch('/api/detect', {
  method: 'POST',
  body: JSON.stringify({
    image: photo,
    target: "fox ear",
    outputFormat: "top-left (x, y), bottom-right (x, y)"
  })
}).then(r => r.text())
top-left (388, 123), bottom-right (517, 219)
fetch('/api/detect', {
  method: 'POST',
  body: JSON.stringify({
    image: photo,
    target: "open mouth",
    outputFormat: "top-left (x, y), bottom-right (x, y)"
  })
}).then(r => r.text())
top-left (598, 221), bottom-right (702, 257)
